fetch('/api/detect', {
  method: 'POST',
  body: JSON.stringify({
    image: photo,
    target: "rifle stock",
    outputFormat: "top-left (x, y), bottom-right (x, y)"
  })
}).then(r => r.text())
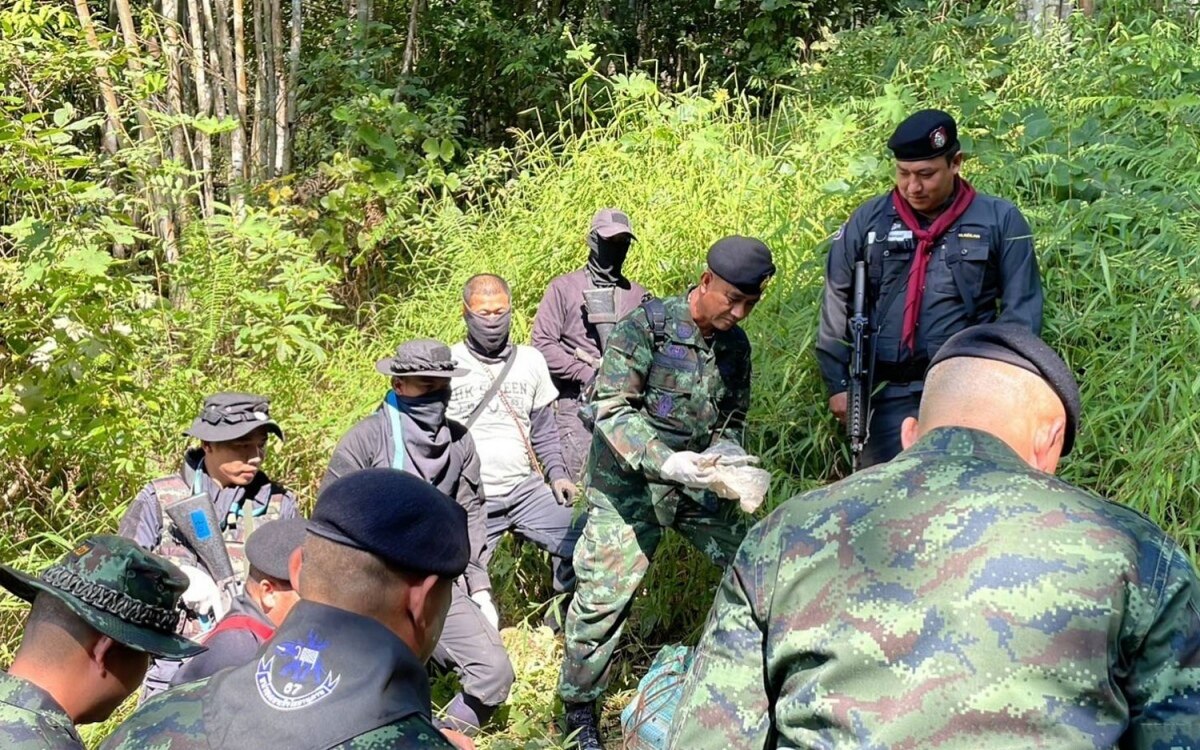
top-left (163, 492), bottom-right (240, 597)
top-left (848, 260), bottom-right (871, 470)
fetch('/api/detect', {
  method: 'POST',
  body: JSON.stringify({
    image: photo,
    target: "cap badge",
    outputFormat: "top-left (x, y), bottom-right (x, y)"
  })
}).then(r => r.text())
top-left (253, 411), bottom-right (268, 421)
top-left (930, 126), bottom-right (948, 149)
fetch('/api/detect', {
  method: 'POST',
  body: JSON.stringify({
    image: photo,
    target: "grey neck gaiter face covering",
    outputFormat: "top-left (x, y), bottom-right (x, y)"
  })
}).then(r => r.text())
top-left (390, 388), bottom-right (462, 492)
top-left (585, 231), bottom-right (631, 287)
top-left (464, 310), bottom-right (513, 362)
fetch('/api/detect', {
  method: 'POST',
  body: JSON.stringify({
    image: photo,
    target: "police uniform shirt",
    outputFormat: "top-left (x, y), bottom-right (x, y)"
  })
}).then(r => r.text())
top-left (815, 189), bottom-right (1043, 393)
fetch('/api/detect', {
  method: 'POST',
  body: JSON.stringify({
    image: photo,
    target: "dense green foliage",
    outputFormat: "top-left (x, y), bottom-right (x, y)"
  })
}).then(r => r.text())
top-left (3, 1), bottom-right (1200, 746)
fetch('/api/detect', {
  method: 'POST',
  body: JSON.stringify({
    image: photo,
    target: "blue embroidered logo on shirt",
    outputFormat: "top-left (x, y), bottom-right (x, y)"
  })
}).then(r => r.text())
top-left (256, 630), bottom-right (342, 710)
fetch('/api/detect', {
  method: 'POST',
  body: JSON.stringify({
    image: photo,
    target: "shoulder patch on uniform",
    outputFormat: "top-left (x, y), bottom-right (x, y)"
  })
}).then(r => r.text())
top-left (256, 629), bottom-right (341, 710)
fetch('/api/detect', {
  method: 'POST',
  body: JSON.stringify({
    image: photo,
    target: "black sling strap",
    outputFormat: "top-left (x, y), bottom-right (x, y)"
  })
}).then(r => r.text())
top-left (463, 351), bottom-right (517, 430)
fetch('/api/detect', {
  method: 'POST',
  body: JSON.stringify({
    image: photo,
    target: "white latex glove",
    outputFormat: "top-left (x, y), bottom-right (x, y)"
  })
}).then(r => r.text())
top-left (179, 564), bottom-right (225, 622)
top-left (660, 451), bottom-right (719, 489)
top-left (471, 590), bottom-right (499, 630)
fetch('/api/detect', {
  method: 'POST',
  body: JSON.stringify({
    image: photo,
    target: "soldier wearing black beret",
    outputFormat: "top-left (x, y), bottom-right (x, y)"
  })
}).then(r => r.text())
top-left (116, 392), bottom-right (300, 700)
top-left (816, 108), bottom-right (1044, 469)
top-left (102, 470), bottom-right (476, 749)
top-left (558, 234), bottom-right (774, 749)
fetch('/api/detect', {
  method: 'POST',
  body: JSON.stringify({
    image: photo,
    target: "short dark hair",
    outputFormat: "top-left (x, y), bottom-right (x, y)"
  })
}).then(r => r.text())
top-left (945, 144), bottom-right (962, 164)
top-left (462, 274), bottom-right (510, 306)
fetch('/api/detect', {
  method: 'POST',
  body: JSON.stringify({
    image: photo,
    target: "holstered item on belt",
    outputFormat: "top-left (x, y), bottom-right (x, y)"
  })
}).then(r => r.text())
top-left (873, 358), bottom-right (930, 384)
top-left (583, 286), bottom-right (621, 349)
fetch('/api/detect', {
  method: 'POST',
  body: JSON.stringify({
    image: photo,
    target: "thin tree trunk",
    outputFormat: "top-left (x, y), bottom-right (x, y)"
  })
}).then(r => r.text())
top-left (205, 0), bottom-right (247, 205)
top-left (281, 0), bottom-right (301, 174)
top-left (252, 0), bottom-right (271, 178)
top-left (186, 0), bottom-right (215, 217)
top-left (113, 0), bottom-right (180, 258)
top-left (271, 0), bottom-right (287, 175)
top-left (72, 0), bottom-right (124, 154)
top-left (232, 0), bottom-right (251, 178)
top-left (400, 0), bottom-right (421, 75)
top-left (161, 0), bottom-right (189, 169)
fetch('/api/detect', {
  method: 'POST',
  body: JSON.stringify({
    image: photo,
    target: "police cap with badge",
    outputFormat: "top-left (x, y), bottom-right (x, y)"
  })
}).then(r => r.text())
top-left (706, 235), bottom-right (776, 295)
top-left (0, 534), bottom-right (203, 658)
top-left (929, 323), bottom-right (1081, 455)
top-left (187, 392), bottom-right (285, 443)
top-left (888, 108), bottom-right (960, 162)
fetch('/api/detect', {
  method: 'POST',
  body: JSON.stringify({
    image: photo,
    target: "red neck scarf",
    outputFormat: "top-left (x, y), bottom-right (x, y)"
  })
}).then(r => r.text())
top-left (891, 177), bottom-right (977, 356)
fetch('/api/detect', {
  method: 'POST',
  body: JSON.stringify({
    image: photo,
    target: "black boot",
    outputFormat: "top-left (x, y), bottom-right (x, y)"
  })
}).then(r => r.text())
top-left (564, 701), bottom-right (603, 750)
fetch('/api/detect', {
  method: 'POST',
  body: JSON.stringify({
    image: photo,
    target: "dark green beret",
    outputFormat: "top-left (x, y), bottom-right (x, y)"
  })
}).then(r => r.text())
top-left (706, 235), bottom-right (776, 295)
top-left (930, 324), bottom-right (1080, 455)
top-left (888, 109), bottom-right (958, 161)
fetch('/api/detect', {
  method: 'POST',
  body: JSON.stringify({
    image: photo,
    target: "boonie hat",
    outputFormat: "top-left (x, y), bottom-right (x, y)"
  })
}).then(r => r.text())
top-left (375, 339), bottom-right (469, 379)
top-left (186, 392), bottom-right (284, 443)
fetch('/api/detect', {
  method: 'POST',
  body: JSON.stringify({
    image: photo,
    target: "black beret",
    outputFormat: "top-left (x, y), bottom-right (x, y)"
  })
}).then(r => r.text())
top-left (706, 235), bottom-right (776, 295)
top-left (245, 518), bottom-right (308, 581)
top-left (888, 109), bottom-right (958, 161)
top-left (309, 469), bottom-right (469, 578)
top-left (929, 324), bottom-right (1081, 455)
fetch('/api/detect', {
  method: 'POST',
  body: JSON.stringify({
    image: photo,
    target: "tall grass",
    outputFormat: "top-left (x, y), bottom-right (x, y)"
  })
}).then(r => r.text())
top-left (3, 3), bottom-right (1200, 748)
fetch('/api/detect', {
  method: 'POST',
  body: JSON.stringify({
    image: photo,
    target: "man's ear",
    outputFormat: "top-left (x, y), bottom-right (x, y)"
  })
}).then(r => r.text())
top-left (90, 634), bottom-right (118, 677)
top-left (900, 416), bottom-right (921, 451)
top-left (698, 269), bottom-right (713, 293)
top-left (1032, 416), bottom-right (1066, 474)
top-left (288, 547), bottom-right (304, 592)
top-left (950, 151), bottom-right (964, 174)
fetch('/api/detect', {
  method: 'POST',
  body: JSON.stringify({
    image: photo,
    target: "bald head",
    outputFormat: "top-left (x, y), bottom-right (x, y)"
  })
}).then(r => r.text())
top-left (902, 356), bottom-right (1068, 474)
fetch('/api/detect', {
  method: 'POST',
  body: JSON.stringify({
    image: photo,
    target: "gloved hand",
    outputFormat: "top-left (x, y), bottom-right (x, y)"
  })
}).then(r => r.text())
top-left (471, 590), bottom-right (500, 630)
top-left (703, 440), bottom-right (761, 468)
top-left (179, 564), bottom-right (225, 623)
top-left (551, 478), bottom-right (579, 506)
top-left (660, 451), bottom-right (719, 490)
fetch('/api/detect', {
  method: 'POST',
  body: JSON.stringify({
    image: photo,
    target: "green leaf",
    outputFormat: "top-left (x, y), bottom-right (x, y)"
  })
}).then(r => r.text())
top-left (60, 247), bottom-right (114, 278)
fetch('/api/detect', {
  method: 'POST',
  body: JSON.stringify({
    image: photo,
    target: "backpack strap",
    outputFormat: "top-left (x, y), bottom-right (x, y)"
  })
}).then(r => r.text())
top-left (202, 613), bottom-right (275, 644)
top-left (640, 297), bottom-right (668, 349)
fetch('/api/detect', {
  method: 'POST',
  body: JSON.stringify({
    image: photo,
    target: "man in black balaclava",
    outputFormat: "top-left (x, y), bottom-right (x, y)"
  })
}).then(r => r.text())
top-left (448, 274), bottom-right (585, 642)
top-left (323, 340), bottom-right (514, 738)
top-left (532, 208), bottom-right (650, 480)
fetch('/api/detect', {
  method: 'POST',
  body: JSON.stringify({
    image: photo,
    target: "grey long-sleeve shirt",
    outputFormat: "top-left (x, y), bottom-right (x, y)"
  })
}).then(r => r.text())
top-left (816, 190), bottom-right (1043, 395)
top-left (531, 269), bottom-right (649, 398)
top-left (321, 409), bottom-right (491, 595)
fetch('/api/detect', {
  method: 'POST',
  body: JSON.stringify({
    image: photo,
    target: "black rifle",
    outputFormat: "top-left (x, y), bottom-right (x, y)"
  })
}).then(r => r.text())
top-left (848, 260), bottom-right (872, 470)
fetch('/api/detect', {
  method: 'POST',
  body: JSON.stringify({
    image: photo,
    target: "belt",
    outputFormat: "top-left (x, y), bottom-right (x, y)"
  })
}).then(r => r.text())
top-left (873, 359), bottom-right (929, 384)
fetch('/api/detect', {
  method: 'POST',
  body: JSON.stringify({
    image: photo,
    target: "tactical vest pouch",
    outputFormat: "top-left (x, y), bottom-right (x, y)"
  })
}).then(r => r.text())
top-left (583, 286), bottom-right (621, 349)
top-left (578, 298), bottom-right (668, 431)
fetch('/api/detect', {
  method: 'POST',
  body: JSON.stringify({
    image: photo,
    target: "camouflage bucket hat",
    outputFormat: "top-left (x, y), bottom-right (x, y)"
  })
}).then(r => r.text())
top-left (186, 392), bottom-right (285, 443)
top-left (0, 534), bottom-right (203, 659)
top-left (375, 338), bottom-right (469, 379)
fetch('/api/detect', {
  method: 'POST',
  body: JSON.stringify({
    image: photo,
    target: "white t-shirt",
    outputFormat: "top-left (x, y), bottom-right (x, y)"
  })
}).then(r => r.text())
top-left (448, 342), bottom-right (559, 496)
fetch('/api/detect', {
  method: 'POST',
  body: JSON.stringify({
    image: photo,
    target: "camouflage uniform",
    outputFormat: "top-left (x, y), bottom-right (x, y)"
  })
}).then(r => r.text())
top-left (0, 672), bottom-right (85, 750)
top-left (100, 601), bottom-right (456, 750)
top-left (0, 535), bottom-right (199, 748)
top-left (669, 427), bottom-right (1200, 749)
top-left (559, 291), bottom-right (756, 704)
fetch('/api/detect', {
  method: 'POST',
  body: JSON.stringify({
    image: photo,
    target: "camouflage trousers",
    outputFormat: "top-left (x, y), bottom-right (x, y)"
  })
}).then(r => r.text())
top-left (558, 477), bottom-right (751, 704)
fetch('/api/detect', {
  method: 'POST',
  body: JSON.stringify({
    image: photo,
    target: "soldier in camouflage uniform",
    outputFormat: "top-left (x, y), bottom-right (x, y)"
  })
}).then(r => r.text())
top-left (0, 535), bottom-right (200, 749)
top-left (101, 469), bottom-right (477, 750)
top-left (118, 391), bottom-right (298, 699)
top-left (670, 324), bottom-right (1200, 749)
top-left (559, 235), bottom-right (776, 749)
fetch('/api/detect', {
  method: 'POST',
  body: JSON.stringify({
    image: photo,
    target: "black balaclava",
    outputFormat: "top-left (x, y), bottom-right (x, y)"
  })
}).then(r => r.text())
top-left (585, 231), bottom-right (632, 287)
top-left (464, 310), bottom-right (513, 362)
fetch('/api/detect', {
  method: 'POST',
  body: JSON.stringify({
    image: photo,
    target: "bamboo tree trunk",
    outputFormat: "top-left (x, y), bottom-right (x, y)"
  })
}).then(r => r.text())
top-left (161, 0), bottom-right (189, 170)
top-left (271, 0), bottom-right (287, 175)
top-left (72, 0), bottom-right (125, 154)
top-left (205, 0), bottom-right (247, 206)
top-left (113, 0), bottom-right (180, 259)
top-left (186, 0), bottom-right (215, 217)
top-left (281, 0), bottom-right (301, 175)
top-left (251, 0), bottom-right (269, 178)
top-left (232, 0), bottom-right (251, 178)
